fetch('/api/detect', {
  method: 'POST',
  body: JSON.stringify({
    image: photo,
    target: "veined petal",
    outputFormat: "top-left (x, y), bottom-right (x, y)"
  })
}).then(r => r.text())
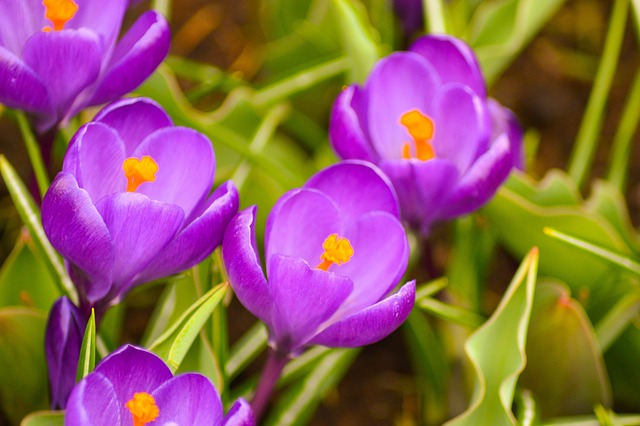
top-left (487, 98), bottom-right (524, 170)
top-left (152, 374), bottom-right (223, 425)
top-left (133, 126), bottom-right (214, 218)
top-left (139, 181), bottom-right (239, 283)
top-left (42, 173), bottom-right (115, 304)
top-left (64, 372), bottom-right (120, 426)
top-left (95, 192), bottom-right (184, 296)
top-left (0, 0), bottom-right (44, 54)
top-left (222, 207), bottom-right (271, 322)
top-left (269, 255), bottom-right (352, 354)
top-left (0, 46), bottom-right (51, 114)
top-left (410, 35), bottom-right (486, 97)
top-left (90, 11), bottom-right (170, 106)
top-left (67, 0), bottom-right (127, 55)
top-left (329, 86), bottom-right (378, 162)
top-left (265, 188), bottom-right (342, 268)
top-left (223, 399), bottom-right (255, 426)
top-left (305, 161), bottom-right (400, 224)
top-left (93, 97), bottom-right (173, 155)
top-left (366, 52), bottom-right (440, 159)
top-left (310, 280), bottom-right (415, 347)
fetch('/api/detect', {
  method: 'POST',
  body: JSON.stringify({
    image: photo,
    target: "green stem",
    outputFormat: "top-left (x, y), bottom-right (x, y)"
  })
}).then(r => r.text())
top-left (567, 0), bottom-right (628, 188)
top-left (152, 0), bottom-right (172, 20)
top-left (606, 68), bottom-right (640, 192)
top-left (423, 0), bottom-right (448, 34)
top-left (16, 112), bottom-right (49, 199)
top-left (595, 291), bottom-right (640, 352)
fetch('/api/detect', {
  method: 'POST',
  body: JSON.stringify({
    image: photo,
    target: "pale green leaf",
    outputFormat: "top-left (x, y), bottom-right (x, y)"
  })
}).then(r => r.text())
top-left (76, 309), bottom-right (96, 382)
top-left (20, 411), bottom-right (64, 426)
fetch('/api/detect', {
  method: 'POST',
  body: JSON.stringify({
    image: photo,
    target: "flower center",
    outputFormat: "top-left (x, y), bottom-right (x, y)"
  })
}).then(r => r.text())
top-left (42, 0), bottom-right (78, 32)
top-left (316, 234), bottom-right (354, 271)
top-left (123, 156), bottom-right (159, 192)
top-left (125, 392), bottom-right (159, 426)
top-left (400, 109), bottom-right (435, 161)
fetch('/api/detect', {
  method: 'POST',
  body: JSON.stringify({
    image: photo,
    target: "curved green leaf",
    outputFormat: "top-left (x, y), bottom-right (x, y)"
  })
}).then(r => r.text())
top-left (76, 309), bottom-right (96, 382)
top-left (20, 411), bottom-right (64, 426)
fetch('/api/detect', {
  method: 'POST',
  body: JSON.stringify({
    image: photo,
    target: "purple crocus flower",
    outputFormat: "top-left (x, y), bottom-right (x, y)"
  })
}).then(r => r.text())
top-left (41, 97), bottom-right (239, 316)
top-left (65, 345), bottom-right (254, 425)
top-left (329, 34), bottom-right (523, 236)
top-left (0, 0), bottom-right (170, 131)
top-left (223, 161), bottom-right (415, 357)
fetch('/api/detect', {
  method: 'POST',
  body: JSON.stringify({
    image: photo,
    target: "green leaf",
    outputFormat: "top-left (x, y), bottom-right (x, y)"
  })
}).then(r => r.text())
top-left (445, 248), bottom-right (538, 426)
top-left (0, 155), bottom-right (77, 305)
top-left (0, 307), bottom-right (49, 424)
top-left (76, 309), bottom-right (96, 382)
top-left (331, 0), bottom-right (380, 83)
top-left (20, 411), bottom-right (65, 426)
top-left (225, 321), bottom-right (268, 380)
top-left (518, 281), bottom-right (611, 418)
top-left (148, 282), bottom-right (228, 372)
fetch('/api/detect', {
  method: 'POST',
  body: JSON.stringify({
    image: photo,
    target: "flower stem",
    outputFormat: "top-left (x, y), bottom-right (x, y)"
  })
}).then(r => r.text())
top-left (16, 111), bottom-right (50, 200)
top-left (251, 348), bottom-right (289, 420)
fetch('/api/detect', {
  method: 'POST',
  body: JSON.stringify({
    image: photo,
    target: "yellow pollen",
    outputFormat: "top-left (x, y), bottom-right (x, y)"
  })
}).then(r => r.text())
top-left (125, 392), bottom-right (159, 426)
top-left (400, 109), bottom-right (435, 161)
top-left (123, 156), bottom-right (159, 192)
top-left (42, 0), bottom-right (78, 31)
top-left (316, 234), bottom-right (354, 271)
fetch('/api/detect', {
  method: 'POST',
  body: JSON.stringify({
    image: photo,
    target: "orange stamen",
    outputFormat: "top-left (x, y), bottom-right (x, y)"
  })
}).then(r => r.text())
top-left (399, 109), bottom-right (436, 161)
top-left (316, 234), bottom-right (354, 271)
top-left (123, 156), bottom-right (159, 192)
top-left (42, 0), bottom-right (78, 31)
top-left (125, 392), bottom-right (159, 426)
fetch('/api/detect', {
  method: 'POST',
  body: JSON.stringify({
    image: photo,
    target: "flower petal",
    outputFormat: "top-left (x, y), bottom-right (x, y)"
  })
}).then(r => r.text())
top-left (329, 86), bottom-right (378, 162)
top-left (223, 399), bottom-right (255, 426)
top-left (95, 192), bottom-right (184, 296)
top-left (67, 0), bottom-right (127, 57)
top-left (90, 11), bottom-right (170, 105)
top-left (487, 98), bottom-right (524, 170)
top-left (0, 0), bottom-right (44, 54)
top-left (42, 173), bottom-right (115, 304)
top-left (139, 181), bottom-right (239, 283)
top-left (304, 161), bottom-right (400, 223)
top-left (366, 52), bottom-right (440, 159)
top-left (64, 372), bottom-right (120, 426)
top-left (0, 46), bottom-right (51, 113)
top-left (442, 133), bottom-right (513, 218)
top-left (152, 373), bottom-right (223, 425)
top-left (380, 158), bottom-right (459, 235)
top-left (222, 207), bottom-right (271, 322)
top-left (265, 188), bottom-right (342, 268)
top-left (336, 212), bottom-right (409, 315)
top-left (92, 97), bottom-right (173, 155)
top-left (133, 126), bottom-right (214, 218)
top-left (22, 29), bottom-right (102, 128)
top-left (311, 280), bottom-right (416, 347)
top-left (432, 83), bottom-right (491, 175)
top-left (268, 255), bottom-right (352, 354)
top-left (410, 35), bottom-right (486, 97)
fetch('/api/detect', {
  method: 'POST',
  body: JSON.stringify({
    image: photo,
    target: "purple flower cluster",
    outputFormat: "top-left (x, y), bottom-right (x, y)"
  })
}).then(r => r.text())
top-left (330, 35), bottom-right (522, 235)
top-left (0, 0), bottom-right (169, 130)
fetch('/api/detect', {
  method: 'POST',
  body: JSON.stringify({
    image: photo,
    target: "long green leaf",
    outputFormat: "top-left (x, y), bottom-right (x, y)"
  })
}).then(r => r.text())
top-left (445, 248), bottom-right (538, 426)
top-left (20, 411), bottom-right (64, 426)
top-left (76, 309), bottom-right (96, 382)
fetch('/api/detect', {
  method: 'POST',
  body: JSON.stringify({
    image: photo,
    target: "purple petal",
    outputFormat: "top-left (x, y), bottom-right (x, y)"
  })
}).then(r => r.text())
top-left (222, 207), bottom-right (271, 322)
top-left (93, 97), bottom-right (173, 154)
top-left (22, 29), bottom-right (102, 128)
top-left (432, 84), bottom-right (491, 175)
top-left (93, 345), bottom-right (172, 421)
top-left (410, 35), bottom-right (486, 97)
top-left (304, 161), bottom-right (400, 224)
top-left (336, 212), bottom-right (409, 315)
top-left (365, 52), bottom-right (440, 159)
top-left (0, 0), bottom-right (44, 54)
top-left (45, 297), bottom-right (85, 409)
top-left (265, 189), bottom-right (342, 269)
top-left (66, 122), bottom-right (127, 203)
top-left (0, 46), bottom-right (51, 113)
top-left (139, 181), bottom-right (239, 283)
top-left (65, 372), bottom-right (120, 426)
top-left (90, 11), bottom-right (170, 106)
top-left (380, 158), bottom-right (459, 235)
top-left (268, 255), bottom-right (352, 354)
top-left (153, 373), bottom-right (223, 425)
top-left (393, 0), bottom-right (424, 35)
top-left (223, 399), bottom-right (255, 426)
top-left (329, 86), bottom-right (378, 162)
top-left (42, 173), bottom-right (115, 304)
top-left (66, 0), bottom-right (127, 57)
top-left (442, 133), bottom-right (513, 218)
top-left (487, 98), bottom-right (524, 170)
top-left (133, 126), bottom-right (214, 218)
top-left (311, 280), bottom-right (416, 347)
top-left (95, 192), bottom-right (184, 296)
